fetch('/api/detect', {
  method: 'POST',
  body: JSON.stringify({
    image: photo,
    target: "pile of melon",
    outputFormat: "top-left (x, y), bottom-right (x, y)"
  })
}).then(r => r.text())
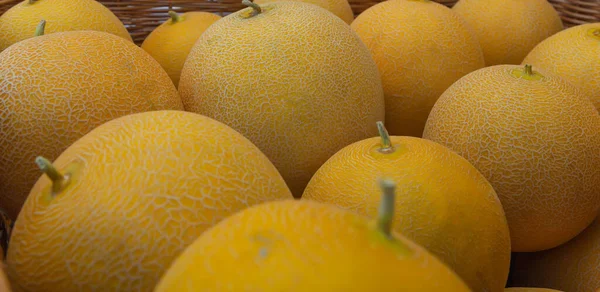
top-left (0, 0), bottom-right (598, 291)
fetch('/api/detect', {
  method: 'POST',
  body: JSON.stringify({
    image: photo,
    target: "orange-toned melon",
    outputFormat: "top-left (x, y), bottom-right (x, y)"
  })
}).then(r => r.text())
top-left (0, 0), bottom-right (132, 52)
top-left (178, 0), bottom-right (385, 197)
top-left (505, 288), bottom-right (563, 292)
top-left (350, 0), bottom-right (485, 137)
top-left (0, 28), bottom-right (183, 220)
top-left (509, 216), bottom-right (600, 292)
top-left (141, 11), bottom-right (222, 88)
top-left (5, 110), bottom-right (293, 292)
top-left (155, 179), bottom-right (471, 291)
top-left (452, 0), bottom-right (564, 66)
top-left (254, 0), bottom-right (354, 24)
top-left (302, 121), bottom-right (510, 292)
top-left (522, 22), bottom-right (600, 111)
top-left (422, 64), bottom-right (600, 252)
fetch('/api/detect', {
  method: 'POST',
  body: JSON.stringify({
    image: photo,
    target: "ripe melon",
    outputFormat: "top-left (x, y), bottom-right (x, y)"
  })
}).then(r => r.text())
top-left (505, 289), bottom-right (563, 292)
top-left (422, 64), bottom-right (600, 252)
top-left (452, 0), bottom-right (564, 66)
top-left (5, 110), bottom-right (293, 292)
top-left (0, 28), bottom-right (183, 220)
top-left (349, 0), bottom-right (485, 137)
top-left (302, 121), bottom-right (511, 292)
top-left (0, 266), bottom-right (11, 292)
top-left (508, 216), bottom-right (600, 292)
top-left (178, 0), bottom-right (385, 197)
top-left (154, 179), bottom-right (471, 291)
top-left (0, 0), bottom-right (132, 52)
top-left (141, 11), bottom-right (222, 88)
top-left (522, 22), bottom-right (600, 111)
top-left (254, 0), bottom-right (354, 24)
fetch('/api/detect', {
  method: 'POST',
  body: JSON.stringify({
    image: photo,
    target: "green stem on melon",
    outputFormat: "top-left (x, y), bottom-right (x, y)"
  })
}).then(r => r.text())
top-left (242, 0), bottom-right (262, 17)
top-left (594, 29), bottom-right (600, 37)
top-left (376, 179), bottom-right (396, 238)
top-left (28, 0), bottom-right (38, 4)
top-left (34, 20), bottom-right (45, 37)
top-left (35, 156), bottom-right (69, 195)
top-left (168, 11), bottom-right (181, 23)
top-left (376, 121), bottom-right (395, 154)
top-left (523, 64), bottom-right (534, 76)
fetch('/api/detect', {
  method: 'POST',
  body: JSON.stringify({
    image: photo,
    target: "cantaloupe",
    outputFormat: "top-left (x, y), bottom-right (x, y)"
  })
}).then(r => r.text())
top-left (178, 0), bottom-right (385, 197)
top-left (349, 0), bottom-right (485, 137)
top-left (0, 0), bottom-right (132, 52)
top-left (522, 22), bottom-right (600, 111)
top-left (452, 0), bottom-right (564, 66)
top-left (0, 27), bottom-right (183, 220)
top-left (254, 0), bottom-right (354, 24)
top-left (302, 121), bottom-right (511, 292)
top-left (154, 179), bottom-right (472, 291)
top-left (5, 110), bottom-right (293, 292)
top-left (141, 11), bottom-right (222, 88)
top-left (508, 216), bottom-right (600, 292)
top-left (422, 64), bottom-right (600, 252)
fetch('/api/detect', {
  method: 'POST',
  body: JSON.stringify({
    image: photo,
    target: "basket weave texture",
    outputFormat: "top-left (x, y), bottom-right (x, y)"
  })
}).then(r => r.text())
top-left (0, 0), bottom-right (599, 45)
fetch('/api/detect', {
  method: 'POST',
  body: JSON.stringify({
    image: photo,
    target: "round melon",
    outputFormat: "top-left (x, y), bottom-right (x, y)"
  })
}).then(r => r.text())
top-left (5, 110), bottom-right (293, 292)
top-left (505, 289), bottom-right (563, 292)
top-left (0, 28), bottom-right (183, 220)
top-left (155, 179), bottom-right (471, 291)
top-left (254, 0), bottom-right (354, 24)
top-left (302, 121), bottom-right (511, 292)
top-left (349, 0), bottom-right (485, 137)
top-left (0, 0), bottom-right (132, 52)
top-left (178, 0), bottom-right (385, 197)
top-left (509, 216), bottom-right (600, 292)
top-left (422, 64), bottom-right (600, 252)
top-left (522, 22), bottom-right (600, 111)
top-left (141, 11), bottom-right (222, 88)
top-left (452, 0), bottom-right (564, 66)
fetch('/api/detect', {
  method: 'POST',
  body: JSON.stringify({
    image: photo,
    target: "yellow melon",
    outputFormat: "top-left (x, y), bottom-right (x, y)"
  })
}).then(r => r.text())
top-left (254, 0), bottom-right (354, 24)
top-left (505, 289), bottom-right (563, 292)
top-left (141, 11), bottom-right (222, 88)
top-left (178, 0), bottom-right (385, 197)
top-left (0, 0), bottom-right (132, 52)
top-left (0, 28), bottom-right (183, 220)
top-left (422, 64), bottom-right (600, 252)
top-left (0, 265), bottom-right (11, 292)
top-left (349, 0), bottom-right (485, 137)
top-left (522, 22), bottom-right (600, 111)
top-left (452, 0), bottom-right (564, 66)
top-left (302, 121), bottom-right (510, 292)
top-left (5, 110), bottom-right (293, 292)
top-left (509, 216), bottom-right (600, 292)
top-left (154, 179), bottom-right (471, 291)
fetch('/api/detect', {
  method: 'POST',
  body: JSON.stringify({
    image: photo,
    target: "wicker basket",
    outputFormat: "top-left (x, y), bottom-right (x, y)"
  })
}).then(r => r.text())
top-left (0, 0), bottom-right (599, 45)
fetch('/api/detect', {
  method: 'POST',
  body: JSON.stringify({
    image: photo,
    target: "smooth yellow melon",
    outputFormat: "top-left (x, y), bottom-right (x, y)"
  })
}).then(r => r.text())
top-left (178, 0), bottom-right (385, 197)
top-left (0, 265), bottom-right (11, 292)
top-left (141, 11), bottom-right (222, 88)
top-left (509, 216), bottom-right (600, 292)
top-left (422, 64), bottom-right (600, 252)
top-left (302, 121), bottom-right (510, 292)
top-left (254, 0), bottom-right (354, 24)
top-left (350, 0), bottom-right (485, 137)
top-left (522, 22), bottom-right (600, 111)
top-left (155, 179), bottom-right (471, 291)
top-left (0, 28), bottom-right (183, 220)
top-left (5, 110), bottom-right (293, 292)
top-left (0, 0), bottom-right (132, 52)
top-left (505, 289), bottom-right (563, 292)
top-left (452, 0), bottom-right (564, 66)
